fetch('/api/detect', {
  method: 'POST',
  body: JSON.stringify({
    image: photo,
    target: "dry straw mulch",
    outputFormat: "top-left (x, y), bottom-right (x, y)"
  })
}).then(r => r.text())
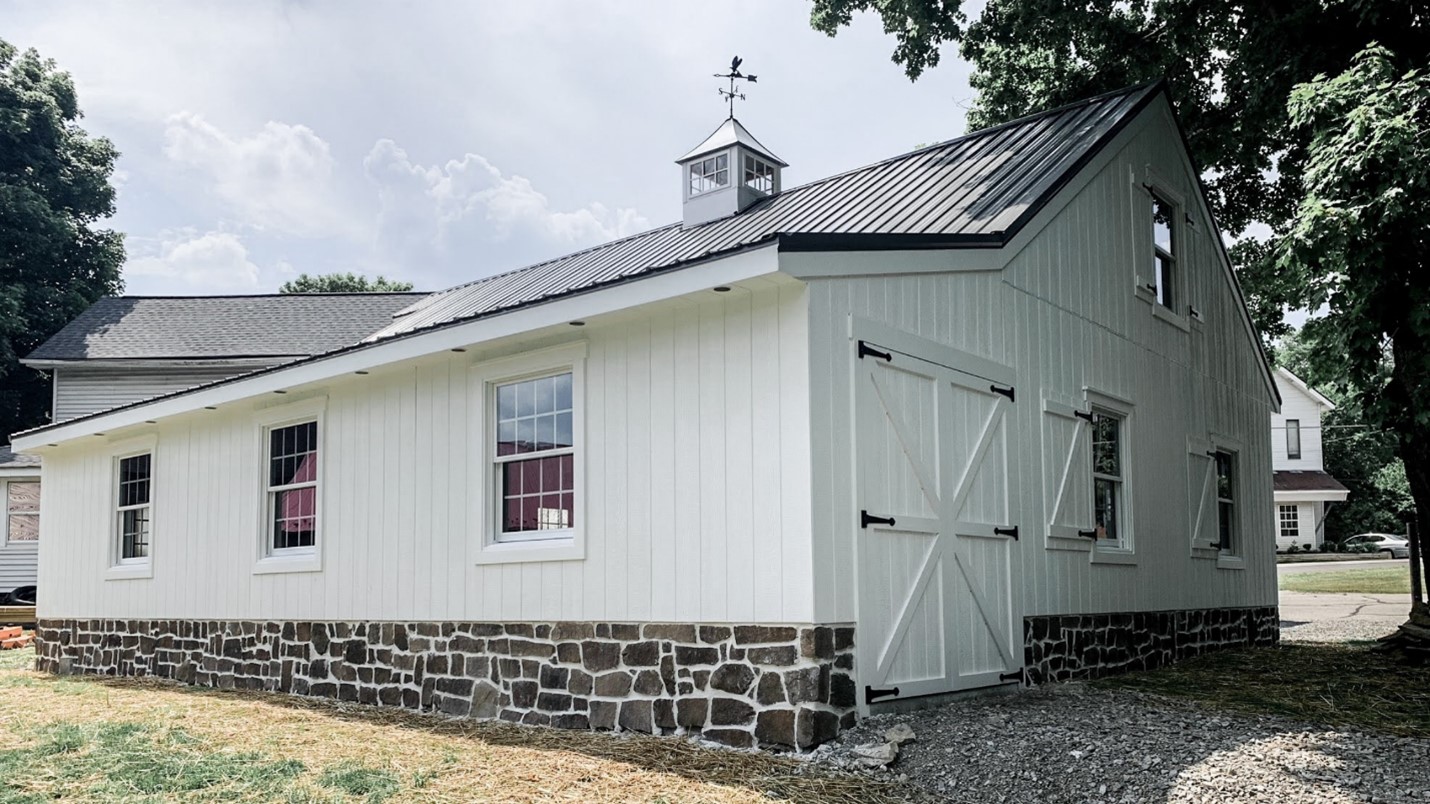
top-left (0, 649), bottom-right (924, 803)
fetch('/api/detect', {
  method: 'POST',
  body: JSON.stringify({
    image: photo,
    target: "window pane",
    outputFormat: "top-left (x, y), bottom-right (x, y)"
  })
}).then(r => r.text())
top-left (1157, 254), bottom-right (1175, 309)
top-left (516, 380), bottom-right (534, 417)
top-left (7, 514), bottom-right (37, 542)
top-left (1216, 452), bottom-right (1234, 500)
top-left (560, 453), bottom-right (574, 491)
top-left (1286, 419), bottom-right (1301, 458)
top-left (554, 412), bottom-right (573, 448)
top-left (536, 414), bottom-right (556, 448)
top-left (1094, 478), bottom-right (1119, 541)
top-left (272, 488), bottom-right (316, 549)
top-left (1092, 414), bottom-right (1120, 477)
top-left (1153, 195), bottom-right (1174, 253)
top-left (501, 456), bottom-right (575, 533)
top-left (715, 153), bottom-right (727, 171)
top-left (1218, 501), bottom-right (1235, 551)
top-left (7, 482), bottom-right (39, 514)
top-left (120, 507), bottom-right (149, 557)
top-left (554, 373), bottom-right (572, 411)
top-left (497, 420), bottom-right (518, 456)
top-left (515, 418), bottom-right (536, 453)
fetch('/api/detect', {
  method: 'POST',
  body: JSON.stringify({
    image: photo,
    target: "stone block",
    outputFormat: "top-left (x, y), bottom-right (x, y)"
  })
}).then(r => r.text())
top-left (618, 700), bottom-right (653, 733)
top-left (698, 626), bottom-right (732, 644)
top-left (756, 672), bottom-right (786, 705)
top-left (581, 641), bottom-right (621, 672)
top-left (703, 728), bottom-right (754, 748)
top-left (594, 671), bottom-right (632, 697)
top-left (755, 709), bottom-right (796, 747)
top-left (556, 642), bottom-right (581, 664)
top-left (569, 669), bottom-right (593, 695)
top-left (632, 670), bottom-right (664, 696)
top-left (709, 698), bottom-right (755, 726)
top-left (746, 646), bottom-right (798, 666)
top-left (510, 680), bottom-right (538, 709)
top-left (537, 692), bottom-right (572, 712)
top-left (588, 700), bottom-right (618, 729)
top-left (621, 640), bottom-right (660, 667)
top-left (676, 697), bottom-right (708, 730)
top-left (733, 626), bottom-right (797, 645)
top-left (552, 622), bottom-right (594, 641)
top-left (674, 645), bottom-right (719, 666)
top-left (642, 623), bottom-right (696, 642)
top-left (709, 663), bottom-right (755, 695)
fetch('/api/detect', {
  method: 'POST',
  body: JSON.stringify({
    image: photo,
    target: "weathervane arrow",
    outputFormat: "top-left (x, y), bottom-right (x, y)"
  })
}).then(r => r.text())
top-left (714, 55), bottom-right (759, 118)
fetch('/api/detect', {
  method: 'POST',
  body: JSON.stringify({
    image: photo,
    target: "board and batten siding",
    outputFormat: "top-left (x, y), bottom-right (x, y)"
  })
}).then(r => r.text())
top-left (802, 103), bottom-right (1276, 626)
top-left (52, 364), bottom-right (280, 422)
top-left (36, 283), bottom-right (814, 624)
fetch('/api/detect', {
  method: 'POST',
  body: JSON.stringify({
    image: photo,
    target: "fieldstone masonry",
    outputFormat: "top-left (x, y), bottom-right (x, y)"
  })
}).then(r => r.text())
top-left (1022, 606), bottom-right (1279, 684)
top-left (34, 619), bottom-right (856, 749)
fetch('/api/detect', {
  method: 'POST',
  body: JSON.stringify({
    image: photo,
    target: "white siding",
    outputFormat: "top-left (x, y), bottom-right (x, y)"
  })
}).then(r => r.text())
top-left (53, 364), bottom-right (278, 422)
top-left (803, 105), bottom-right (1277, 624)
top-left (36, 284), bottom-right (814, 623)
top-left (1270, 377), bottom-right (1327, 471)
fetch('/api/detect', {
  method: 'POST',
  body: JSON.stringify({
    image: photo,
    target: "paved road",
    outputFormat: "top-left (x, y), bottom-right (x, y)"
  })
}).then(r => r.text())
top-left (1277, 557), bottom-right (1407, 574)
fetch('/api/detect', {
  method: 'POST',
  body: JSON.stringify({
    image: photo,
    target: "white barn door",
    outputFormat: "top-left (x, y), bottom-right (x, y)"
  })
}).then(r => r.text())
top-left (853, 335), bottom-right (1020, 706)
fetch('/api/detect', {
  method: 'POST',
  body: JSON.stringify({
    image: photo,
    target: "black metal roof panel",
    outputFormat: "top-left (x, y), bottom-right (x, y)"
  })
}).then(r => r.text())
top-left (27, 293), bottom-right (426, 361)
top-left (372, 82), bottom-right (1159, 341)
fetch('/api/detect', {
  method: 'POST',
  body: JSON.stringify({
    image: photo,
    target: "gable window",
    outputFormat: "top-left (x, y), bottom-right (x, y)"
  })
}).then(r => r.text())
top-left (1286, 419), bottom-right (1302, 460)
top-left (689, 153), bottom-right (729, 196)
top-left (743, 154), bottom-right (775, 193)
top-left (1152, 192), bottom-right (1177, 310)
top-left (1091, 411), bottom-right (1125, 547)
top-left (5, 481), bottom-right (39, 543)
top-left (1215, 450), bottom-right (1237, 554)
top-left (115, 454), bottom-right (152, 561)
top-left (1278, 505), bottom-right (1300, 540)
top-left (495, 372), bottom-right (575, 539)
top-left (266, 421), bottom-right (318, 551)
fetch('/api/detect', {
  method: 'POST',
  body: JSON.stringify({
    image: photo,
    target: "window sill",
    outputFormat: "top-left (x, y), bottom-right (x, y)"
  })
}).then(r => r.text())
top-left (475, 536), bottom-right (584, 565)
top-left (1045, 532), bottom-right (1093, 552)
top-left (106, 563), bottom-right (153, 581)
top-left (1149, 300), bottom-right (1192, 332)
top-left (253, 552), bottom-right (322, 575)
top-left (1090, 549), bottom-right (1137, 566)
top-left (1190, 545), bottom-right (1221, 560)
top-left (1216, 554), bottom-right (1246, 570)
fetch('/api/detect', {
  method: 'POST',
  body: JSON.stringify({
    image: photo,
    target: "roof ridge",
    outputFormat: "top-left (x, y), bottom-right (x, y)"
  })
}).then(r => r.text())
top-left (101, 292), bottom-right (429, 300)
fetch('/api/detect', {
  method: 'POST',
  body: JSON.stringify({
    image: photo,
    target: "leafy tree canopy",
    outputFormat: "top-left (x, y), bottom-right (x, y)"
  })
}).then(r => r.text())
top-left (279, 272), bottom-right (414, 293)
top-left (0, 38), bottom-right (124, 440)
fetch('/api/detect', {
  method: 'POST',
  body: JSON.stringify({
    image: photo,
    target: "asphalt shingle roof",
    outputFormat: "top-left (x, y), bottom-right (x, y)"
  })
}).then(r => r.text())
top-left (26, 294), bottom-right (425, 361)
top-left (368, 82), bottom-right (1159, 341)
top-left (0, 446), bottom-right (41, 470)
top-left (1273, 471), bottom-right (1350, 493)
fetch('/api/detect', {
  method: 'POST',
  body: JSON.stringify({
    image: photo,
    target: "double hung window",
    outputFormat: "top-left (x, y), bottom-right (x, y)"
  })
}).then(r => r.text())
top-left (5, 481), bottom-right (38, 543)
top-left (494, 372), bottom-right (576, 539)
top-left (265, 421), bottom-right (318, 551)
top-left (116, 454), bottom-right (152, 561)
top-left (1215, 450), bottom-right (1237, 554)
top-left (1091, 412), bottom-right (1125, 547)
top-left (1286, 419), bottom-right (1302, 460)
top-left (1278, 505), bottom-right (1300, 540)
top-left (1152, 193), bottom-right (1177, 310)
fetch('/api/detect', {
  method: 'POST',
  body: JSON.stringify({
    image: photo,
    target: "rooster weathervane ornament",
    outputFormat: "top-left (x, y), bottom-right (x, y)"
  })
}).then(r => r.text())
top-left (714, 56), bottom-right (757, 119)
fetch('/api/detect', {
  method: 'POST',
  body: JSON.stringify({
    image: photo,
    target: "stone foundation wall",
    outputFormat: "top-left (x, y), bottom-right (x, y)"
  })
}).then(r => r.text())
top-left (1022, 606), bottom-right (1279, 684)
top-left (35, 619), bottom-right (856, 749)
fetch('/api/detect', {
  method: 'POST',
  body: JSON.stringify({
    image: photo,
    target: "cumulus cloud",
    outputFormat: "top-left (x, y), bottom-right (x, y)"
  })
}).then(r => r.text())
top-left (125, 231), bottom-right (262, 293)
top-left (363, 139), bottom-right (649, 263)
top-left (163, 113), bottom-right (353, 239)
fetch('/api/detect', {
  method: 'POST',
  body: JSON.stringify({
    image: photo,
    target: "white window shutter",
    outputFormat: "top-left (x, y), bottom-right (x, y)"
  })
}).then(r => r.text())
top-left (1043, 400), bottom-right (1093, 540)
top-left (1187, 437), bottom-right (1217, 548)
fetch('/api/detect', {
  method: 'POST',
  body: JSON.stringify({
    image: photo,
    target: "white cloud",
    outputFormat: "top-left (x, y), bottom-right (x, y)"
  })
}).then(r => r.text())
top-left (163, 112), bottom-right (354, 239)
top-left (125, 231), bottom-right (262, 293)
top-left (364, 139), bottom-right (650, 260)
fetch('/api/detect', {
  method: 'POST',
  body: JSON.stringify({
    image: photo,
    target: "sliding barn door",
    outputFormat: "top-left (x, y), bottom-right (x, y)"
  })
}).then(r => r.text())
top-left (854, 338), bottom-right (1020, 706)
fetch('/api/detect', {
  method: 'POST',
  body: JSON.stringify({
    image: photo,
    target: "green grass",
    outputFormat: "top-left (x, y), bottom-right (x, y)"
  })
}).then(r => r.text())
top-left (1100, 643), bottom-right (1430, 737)
top-left (1279, 565), bottom-right (1411, 594)
top-left (318, 762), bottom-right (400, 802)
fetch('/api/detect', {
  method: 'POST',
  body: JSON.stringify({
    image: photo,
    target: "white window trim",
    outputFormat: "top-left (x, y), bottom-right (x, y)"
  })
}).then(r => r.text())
top-left (471, 342), bottom-right (587, 565)
top-left (1086, 389), bottom-right (1136, 566)
top-left (1210, 432), bottom-right (1245, 570)
top-left (253, 396), bottom-right (326, 575)
top-left (3, 478), bottom-right (40, 547)
top-left (1278, 505), bottom-right (1301, 539)
top-left (106, 434), bottom-right (157, 580)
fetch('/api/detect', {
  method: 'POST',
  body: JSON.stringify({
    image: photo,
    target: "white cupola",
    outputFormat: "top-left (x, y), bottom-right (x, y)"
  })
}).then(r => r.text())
top-left (676, 117), bottom-right (787, 228)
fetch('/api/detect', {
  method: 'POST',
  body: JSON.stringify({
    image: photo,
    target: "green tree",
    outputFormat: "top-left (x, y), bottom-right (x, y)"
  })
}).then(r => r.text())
top-left (809, 0), bottom-right (1429, 341)
top-left (1277, 48), bottom-right (1430, 652)
top-left (0, 39), bottom-right (124, 439)
top-left (279, 272), bottom-right (414, 293)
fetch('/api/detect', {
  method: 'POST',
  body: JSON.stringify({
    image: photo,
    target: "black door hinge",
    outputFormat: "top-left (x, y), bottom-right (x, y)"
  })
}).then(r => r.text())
top-left (1077, 529), bottom-right (1098, 539)
top-left (994, 525), bottom-right (1019, 540)
top-left (1074, 409), bottom-right (1094, 423)
top-left (865, 685), bottom-right (900, 703)
top-left (857, 341), bottom-right (893, 362)
top-left (990, 384), bottom-right (1016, 402)
top-left (999, 669), bottom-right (1024, 684)
top-left (861, 510), bottom-right (896, 529)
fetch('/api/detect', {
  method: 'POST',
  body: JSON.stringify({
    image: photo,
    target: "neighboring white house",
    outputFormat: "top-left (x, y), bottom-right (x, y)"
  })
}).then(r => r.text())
top-left (12, 82), bottom-right (1280, 749)
top-left (0, 446), bottom-right (40, 599)
top-left (1271, 367), bottom-right (1349, 550)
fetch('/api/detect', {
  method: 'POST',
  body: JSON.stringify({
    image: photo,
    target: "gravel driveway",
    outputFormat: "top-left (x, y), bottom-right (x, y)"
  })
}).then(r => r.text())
top-left (809, 684), bottom-right (1430, 803)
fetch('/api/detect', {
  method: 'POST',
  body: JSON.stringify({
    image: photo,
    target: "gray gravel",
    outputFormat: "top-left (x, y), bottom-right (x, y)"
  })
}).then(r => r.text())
top-left (1282, 618), bottom-right (1399, 644)
top-left (808, 684), bottom-right (1430, 803)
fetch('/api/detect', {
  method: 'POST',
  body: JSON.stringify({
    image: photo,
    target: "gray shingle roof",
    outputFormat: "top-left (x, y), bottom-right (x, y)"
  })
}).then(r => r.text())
top-left (26, 294), bottom-right (425, 361)
top-left (369, 82), bottom-right (1159, 342)
top-left (0, 446), bottom-right (41, 470)
top-left (1273, 471), bottom-right (1349, 494)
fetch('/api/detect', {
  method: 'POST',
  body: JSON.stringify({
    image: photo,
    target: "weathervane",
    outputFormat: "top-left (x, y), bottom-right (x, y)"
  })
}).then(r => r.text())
top-left (714, 56), bottom-right (757, 119)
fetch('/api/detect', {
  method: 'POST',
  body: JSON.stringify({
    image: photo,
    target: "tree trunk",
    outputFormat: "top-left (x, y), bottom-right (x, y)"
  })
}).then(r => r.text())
top-left (1376, 335), bottom-right (1430, 662)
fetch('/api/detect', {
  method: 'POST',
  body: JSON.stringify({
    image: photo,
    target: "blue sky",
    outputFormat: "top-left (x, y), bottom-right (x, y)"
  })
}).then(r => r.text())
top-left (8, 1), bottom-right (975, 296)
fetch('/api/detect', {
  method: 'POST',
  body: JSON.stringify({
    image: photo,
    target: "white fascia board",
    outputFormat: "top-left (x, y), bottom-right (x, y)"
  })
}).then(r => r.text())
top-left (13, 243), bottom-right (783, 451)
top-left (21, 357), bottom-right (291, 370)
top-left (1274, 367), bottom-right (1336, 411)
top-left (0, 468), bottom-right (40, 479)
top-left (1274, 490), bottom-right (1350, 503)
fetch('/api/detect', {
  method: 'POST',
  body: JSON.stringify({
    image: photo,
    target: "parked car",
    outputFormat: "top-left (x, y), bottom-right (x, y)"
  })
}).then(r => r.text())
top-left (1344, 533), bottom-right (1411, 559)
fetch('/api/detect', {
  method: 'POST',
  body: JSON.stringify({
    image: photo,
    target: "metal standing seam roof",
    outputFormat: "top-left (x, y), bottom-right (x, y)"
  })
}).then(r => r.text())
top-left (25, 293), bottom-right (427, 362)
top-left (368, 82), bottom-right (1160, 342)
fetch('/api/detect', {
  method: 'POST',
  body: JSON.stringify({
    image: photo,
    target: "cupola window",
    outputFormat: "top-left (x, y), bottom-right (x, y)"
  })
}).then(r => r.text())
top-left (744, 154), bottom-right (776, 193)
top-left (689, 154), bottom-right (729, 197)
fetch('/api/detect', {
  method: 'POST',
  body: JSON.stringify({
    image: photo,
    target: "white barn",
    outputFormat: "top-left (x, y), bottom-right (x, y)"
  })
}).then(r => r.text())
top-left (13, 82), bottom-right (1279, 749)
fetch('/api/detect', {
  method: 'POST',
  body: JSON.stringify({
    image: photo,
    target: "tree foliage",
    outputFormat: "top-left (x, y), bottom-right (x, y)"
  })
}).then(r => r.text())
top-left (0, 39), bottom-right (124, 440)
top-left (279, 272), bottom-right (414, 293)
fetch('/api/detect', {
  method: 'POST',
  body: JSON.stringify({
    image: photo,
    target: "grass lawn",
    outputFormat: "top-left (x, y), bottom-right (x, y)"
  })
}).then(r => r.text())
top-left (1099, 642), bottom-right (1430, 737)
top-left (1278, 565), bottom-right (1411, 594)
top-left (0, 648), bottom-right (919, 803)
